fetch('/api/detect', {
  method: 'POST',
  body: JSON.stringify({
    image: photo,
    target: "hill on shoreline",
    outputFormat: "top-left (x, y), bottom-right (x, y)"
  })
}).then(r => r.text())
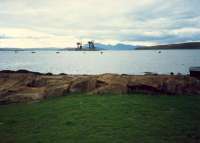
top-left (136, 42), bottom-right (200, 50)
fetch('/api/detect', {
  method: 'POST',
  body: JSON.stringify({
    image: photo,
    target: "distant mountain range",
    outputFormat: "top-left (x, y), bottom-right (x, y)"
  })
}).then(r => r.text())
top-left (136, 42), bottom-right (200, 50)
top-left (0, 43), bottom-right (137, 51)
top-left (1, 42), bottom-right (200, 51)
top-left (83, 43), bottom-right (137, 50)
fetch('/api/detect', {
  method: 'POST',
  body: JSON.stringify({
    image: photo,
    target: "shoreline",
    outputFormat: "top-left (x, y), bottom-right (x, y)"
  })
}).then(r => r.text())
top-left (0, 69), bottom-right (200, 104)
top-left (0, 69), bottom-right (187, 76)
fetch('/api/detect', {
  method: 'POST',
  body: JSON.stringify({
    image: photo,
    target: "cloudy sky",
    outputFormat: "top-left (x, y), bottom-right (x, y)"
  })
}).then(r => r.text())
top-left (0, 0), bottom-right (200, 48)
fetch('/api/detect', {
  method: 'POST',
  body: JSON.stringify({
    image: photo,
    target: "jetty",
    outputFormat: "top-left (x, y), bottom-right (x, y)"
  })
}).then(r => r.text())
top-left (190, 67), bottom-right (200, 79)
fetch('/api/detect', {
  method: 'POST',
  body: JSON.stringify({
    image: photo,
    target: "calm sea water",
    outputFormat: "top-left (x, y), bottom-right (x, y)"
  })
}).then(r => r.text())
top-left (0, 50), bottom-right (200, 75)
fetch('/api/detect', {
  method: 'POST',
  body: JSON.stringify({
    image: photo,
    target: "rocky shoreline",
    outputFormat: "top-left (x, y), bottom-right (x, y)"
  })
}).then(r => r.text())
top-left (0, 70), bottom-right (200, 104)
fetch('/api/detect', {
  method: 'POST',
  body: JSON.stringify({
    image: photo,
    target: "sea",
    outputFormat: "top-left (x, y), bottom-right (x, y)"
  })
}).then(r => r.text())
top-left (0, 50), bottom-right (200, 75)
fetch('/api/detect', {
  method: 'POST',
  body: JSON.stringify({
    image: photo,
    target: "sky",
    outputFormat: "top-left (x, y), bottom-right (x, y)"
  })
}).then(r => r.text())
top-left (0, 0), bottom-right (200, 48)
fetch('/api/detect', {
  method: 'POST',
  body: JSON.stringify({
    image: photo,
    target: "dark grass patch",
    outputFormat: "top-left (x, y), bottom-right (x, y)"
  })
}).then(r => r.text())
top-left (0, 94), bottom-right (200, 143)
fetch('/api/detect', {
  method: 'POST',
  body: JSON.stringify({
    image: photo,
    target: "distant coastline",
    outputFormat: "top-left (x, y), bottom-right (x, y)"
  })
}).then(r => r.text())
top-left (0, 42), bottom-right (200, 51)
top-left (136, 42), bottom-right (200, 50)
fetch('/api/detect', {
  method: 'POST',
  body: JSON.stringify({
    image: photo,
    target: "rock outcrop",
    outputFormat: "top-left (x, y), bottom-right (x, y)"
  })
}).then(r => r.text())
top-left (0, 70), bottom-right (200, 104)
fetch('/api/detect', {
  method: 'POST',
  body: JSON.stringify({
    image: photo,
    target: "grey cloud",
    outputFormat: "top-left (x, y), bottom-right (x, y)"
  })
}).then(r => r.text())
top-left (0, 0), bottom-right (200, 46)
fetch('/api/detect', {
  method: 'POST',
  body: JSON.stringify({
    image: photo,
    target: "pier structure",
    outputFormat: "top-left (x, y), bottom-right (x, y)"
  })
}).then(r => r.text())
top-left (76, 42), bottom-right (83, 50)
top-left (88, 41), bottom-right (95, 49)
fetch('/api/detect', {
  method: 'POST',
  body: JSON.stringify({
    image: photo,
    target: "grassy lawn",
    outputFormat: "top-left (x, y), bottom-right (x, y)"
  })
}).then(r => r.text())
top-left (0, 94), bottom-right (200, 143)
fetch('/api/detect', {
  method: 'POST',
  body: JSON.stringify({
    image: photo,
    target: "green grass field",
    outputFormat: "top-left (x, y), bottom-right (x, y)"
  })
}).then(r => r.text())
top-left (0, 94), bottom-right (200, 143)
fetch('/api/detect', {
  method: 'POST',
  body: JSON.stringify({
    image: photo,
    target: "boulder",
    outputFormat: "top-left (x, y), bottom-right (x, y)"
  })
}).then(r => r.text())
top-left (69, 77), bottom-right (97, 93)
top-left (91, 84), bottom-right (127, 94)
top-left (0, 71), bottom-right (200, 104)
top-left (44, 84), bottom-right (70, 98)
